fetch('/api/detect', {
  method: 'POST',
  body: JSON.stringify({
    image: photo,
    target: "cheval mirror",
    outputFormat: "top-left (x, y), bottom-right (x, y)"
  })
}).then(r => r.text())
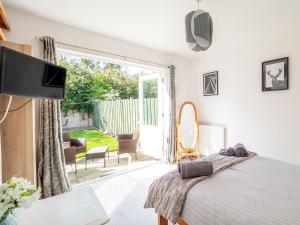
top-left (176, 101), bottom-right (200, 162)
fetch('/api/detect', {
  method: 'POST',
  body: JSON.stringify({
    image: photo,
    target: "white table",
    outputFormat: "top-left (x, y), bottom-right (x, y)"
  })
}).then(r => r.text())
top-left (16, 187), bottom-right (110, 225)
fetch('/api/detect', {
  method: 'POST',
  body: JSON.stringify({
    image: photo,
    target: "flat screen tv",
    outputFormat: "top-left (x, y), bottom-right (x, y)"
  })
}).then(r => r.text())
top-left (0, 46), bottom-right (66, 99)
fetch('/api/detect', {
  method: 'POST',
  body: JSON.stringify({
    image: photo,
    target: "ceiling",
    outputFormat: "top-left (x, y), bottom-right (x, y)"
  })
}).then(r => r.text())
top-left (3, 0), bottom-right (200, 58)
top-left (3, 0), bottom-right (300, 59)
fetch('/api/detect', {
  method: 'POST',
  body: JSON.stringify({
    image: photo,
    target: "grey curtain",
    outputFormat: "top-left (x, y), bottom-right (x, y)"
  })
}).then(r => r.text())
top-left (164, 65), bottom-right (176, 163)
top-left (37, 36), bottom-right (71, 198)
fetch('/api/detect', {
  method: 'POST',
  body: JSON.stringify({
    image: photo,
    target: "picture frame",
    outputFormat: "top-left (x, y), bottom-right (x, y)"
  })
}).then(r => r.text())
top-left (262, 57), bottom-right (289, 91)
top-left (203, 71), bottom-right (218, 96)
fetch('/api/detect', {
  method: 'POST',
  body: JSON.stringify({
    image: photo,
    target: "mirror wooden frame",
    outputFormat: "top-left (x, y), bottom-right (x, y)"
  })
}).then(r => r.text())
top-left (176, 101), bottom-right (200, 163)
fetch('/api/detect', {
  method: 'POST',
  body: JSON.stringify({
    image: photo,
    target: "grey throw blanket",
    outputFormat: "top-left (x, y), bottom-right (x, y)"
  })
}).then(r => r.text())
top-left (144, 152), bottom-right (257, 224)
top-left (180, 160), bottom-right (213, 179)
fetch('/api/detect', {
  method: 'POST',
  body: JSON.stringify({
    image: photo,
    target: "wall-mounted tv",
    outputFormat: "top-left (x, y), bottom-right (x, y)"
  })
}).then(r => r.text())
top-left (0, 46), bottom-right (66, 99)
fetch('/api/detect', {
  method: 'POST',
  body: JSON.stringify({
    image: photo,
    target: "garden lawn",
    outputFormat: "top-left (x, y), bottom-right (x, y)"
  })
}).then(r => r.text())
top-left (69, 129), bottom-right (117, 158)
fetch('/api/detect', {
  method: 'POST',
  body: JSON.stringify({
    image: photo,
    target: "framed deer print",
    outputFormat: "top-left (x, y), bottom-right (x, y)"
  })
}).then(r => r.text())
top-left (203, 71), bottom-right (218, 96)
top-left (262, 57), bottom-right (289, 91)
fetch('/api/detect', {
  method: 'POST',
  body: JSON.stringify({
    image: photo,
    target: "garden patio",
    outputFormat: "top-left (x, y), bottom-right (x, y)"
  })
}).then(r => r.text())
top-left (64, 129), bottom-right (159, 185)
top-left (59, 53), bottom-right (162, 185)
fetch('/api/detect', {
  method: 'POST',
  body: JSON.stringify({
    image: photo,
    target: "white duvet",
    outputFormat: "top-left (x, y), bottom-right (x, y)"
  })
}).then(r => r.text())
top-left (181, 156), bottom-right (300, 225)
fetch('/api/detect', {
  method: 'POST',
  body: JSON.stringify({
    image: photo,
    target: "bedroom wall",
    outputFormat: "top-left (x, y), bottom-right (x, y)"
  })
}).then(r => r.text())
top-left (4, 7), bottom-right (193, 108)
top-left (0, 7), bottom-right (194, 180)
top-left (4, 1), bottom-right (300, 165)
top-left (191, 0), bottom-right (300, 163)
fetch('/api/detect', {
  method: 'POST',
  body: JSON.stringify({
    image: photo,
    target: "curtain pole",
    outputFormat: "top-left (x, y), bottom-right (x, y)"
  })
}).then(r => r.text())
top-left (37, 37), bottom-right (169, 68)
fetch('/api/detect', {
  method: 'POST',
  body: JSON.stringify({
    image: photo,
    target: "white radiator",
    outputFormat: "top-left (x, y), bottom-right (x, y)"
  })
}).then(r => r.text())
top-left (199, 125), bottom-right (225, 156)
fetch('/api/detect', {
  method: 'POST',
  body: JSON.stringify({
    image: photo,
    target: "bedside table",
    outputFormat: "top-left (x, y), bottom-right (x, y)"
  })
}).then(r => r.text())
top-left (16, 187), bottom-right (110, 225)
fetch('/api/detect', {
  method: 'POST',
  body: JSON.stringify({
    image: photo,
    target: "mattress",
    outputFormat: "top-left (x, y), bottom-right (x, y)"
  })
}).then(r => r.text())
top-left (180, 156), bottom-right (300, 225)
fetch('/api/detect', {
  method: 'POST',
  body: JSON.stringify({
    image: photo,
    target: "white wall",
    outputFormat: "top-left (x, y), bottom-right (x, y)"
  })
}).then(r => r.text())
top-left (191, 0), bottom-right (300, 163)
top-left (4, 7), bottom-right (193, 108)
top-left (0, 7), bottom-right (194, 180)
top-left (4, 1), bottom-right (300, 165)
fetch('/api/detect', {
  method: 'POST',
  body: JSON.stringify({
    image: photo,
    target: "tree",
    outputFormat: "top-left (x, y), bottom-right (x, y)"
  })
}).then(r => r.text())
top-left (58, 56), bottom-right (139, 116)
top-left (59, 57), bottom-right (99, 121)
top-left (103, 63), bottom-right (122, 71)
top-left (143, 79), bottom-right (158, 98)
top-left (103, 66), bottom-right (138, 99)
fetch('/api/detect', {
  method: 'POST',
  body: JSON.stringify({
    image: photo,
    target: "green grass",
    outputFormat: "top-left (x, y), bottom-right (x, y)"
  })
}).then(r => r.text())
top-left (69, 129), bottom-right (117, 158)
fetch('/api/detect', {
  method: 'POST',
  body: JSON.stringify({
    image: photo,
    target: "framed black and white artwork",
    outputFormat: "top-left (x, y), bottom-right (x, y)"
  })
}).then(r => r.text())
top-left (203, 71), bottom-right (218, 96)
top-left (262, 57), bottom-right (289, 91)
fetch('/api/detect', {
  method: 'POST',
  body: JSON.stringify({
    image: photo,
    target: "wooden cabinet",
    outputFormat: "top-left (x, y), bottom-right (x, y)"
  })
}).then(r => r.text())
top-left (0, 41), bottom-right (36, 184)
top-left (0, 0), bottom-right (10, 41)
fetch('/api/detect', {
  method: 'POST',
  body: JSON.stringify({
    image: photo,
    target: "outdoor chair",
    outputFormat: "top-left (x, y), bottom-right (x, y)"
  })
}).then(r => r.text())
top-left (117, 129), bottom-right (139, 163)
top-left (63, 132), bottom-right (87, 172)
top-left (63, 132), bottom-right (87, 155)
top-left (64, 147), bottom-right (78, 173)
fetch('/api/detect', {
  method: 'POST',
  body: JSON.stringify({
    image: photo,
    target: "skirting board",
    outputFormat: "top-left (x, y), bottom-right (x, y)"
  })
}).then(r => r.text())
top-left (199, 125), bottom-right (225, 155)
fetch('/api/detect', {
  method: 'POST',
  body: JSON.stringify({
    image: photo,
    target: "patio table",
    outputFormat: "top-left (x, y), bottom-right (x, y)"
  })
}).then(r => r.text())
top-left (85, 146), bottom-right (109, 169)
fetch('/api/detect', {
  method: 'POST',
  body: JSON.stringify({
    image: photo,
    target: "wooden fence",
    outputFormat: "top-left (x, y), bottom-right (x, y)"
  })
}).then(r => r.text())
top-left (93, 98), bottom-right (158, 135)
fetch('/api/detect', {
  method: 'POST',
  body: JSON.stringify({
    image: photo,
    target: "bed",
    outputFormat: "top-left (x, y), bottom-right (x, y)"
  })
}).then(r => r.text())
top-left (155, 155), bottom-right (300, 225)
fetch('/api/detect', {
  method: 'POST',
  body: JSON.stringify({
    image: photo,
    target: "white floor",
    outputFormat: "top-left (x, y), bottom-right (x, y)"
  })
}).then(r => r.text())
top-left (75, 162), bottom-right (175, 225)
top-left (67, 152), bottom-right (160, 185)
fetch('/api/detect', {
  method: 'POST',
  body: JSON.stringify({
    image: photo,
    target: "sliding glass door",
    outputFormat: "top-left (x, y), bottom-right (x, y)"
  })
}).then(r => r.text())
top-left (138, 73), bottom-right (164, 159)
